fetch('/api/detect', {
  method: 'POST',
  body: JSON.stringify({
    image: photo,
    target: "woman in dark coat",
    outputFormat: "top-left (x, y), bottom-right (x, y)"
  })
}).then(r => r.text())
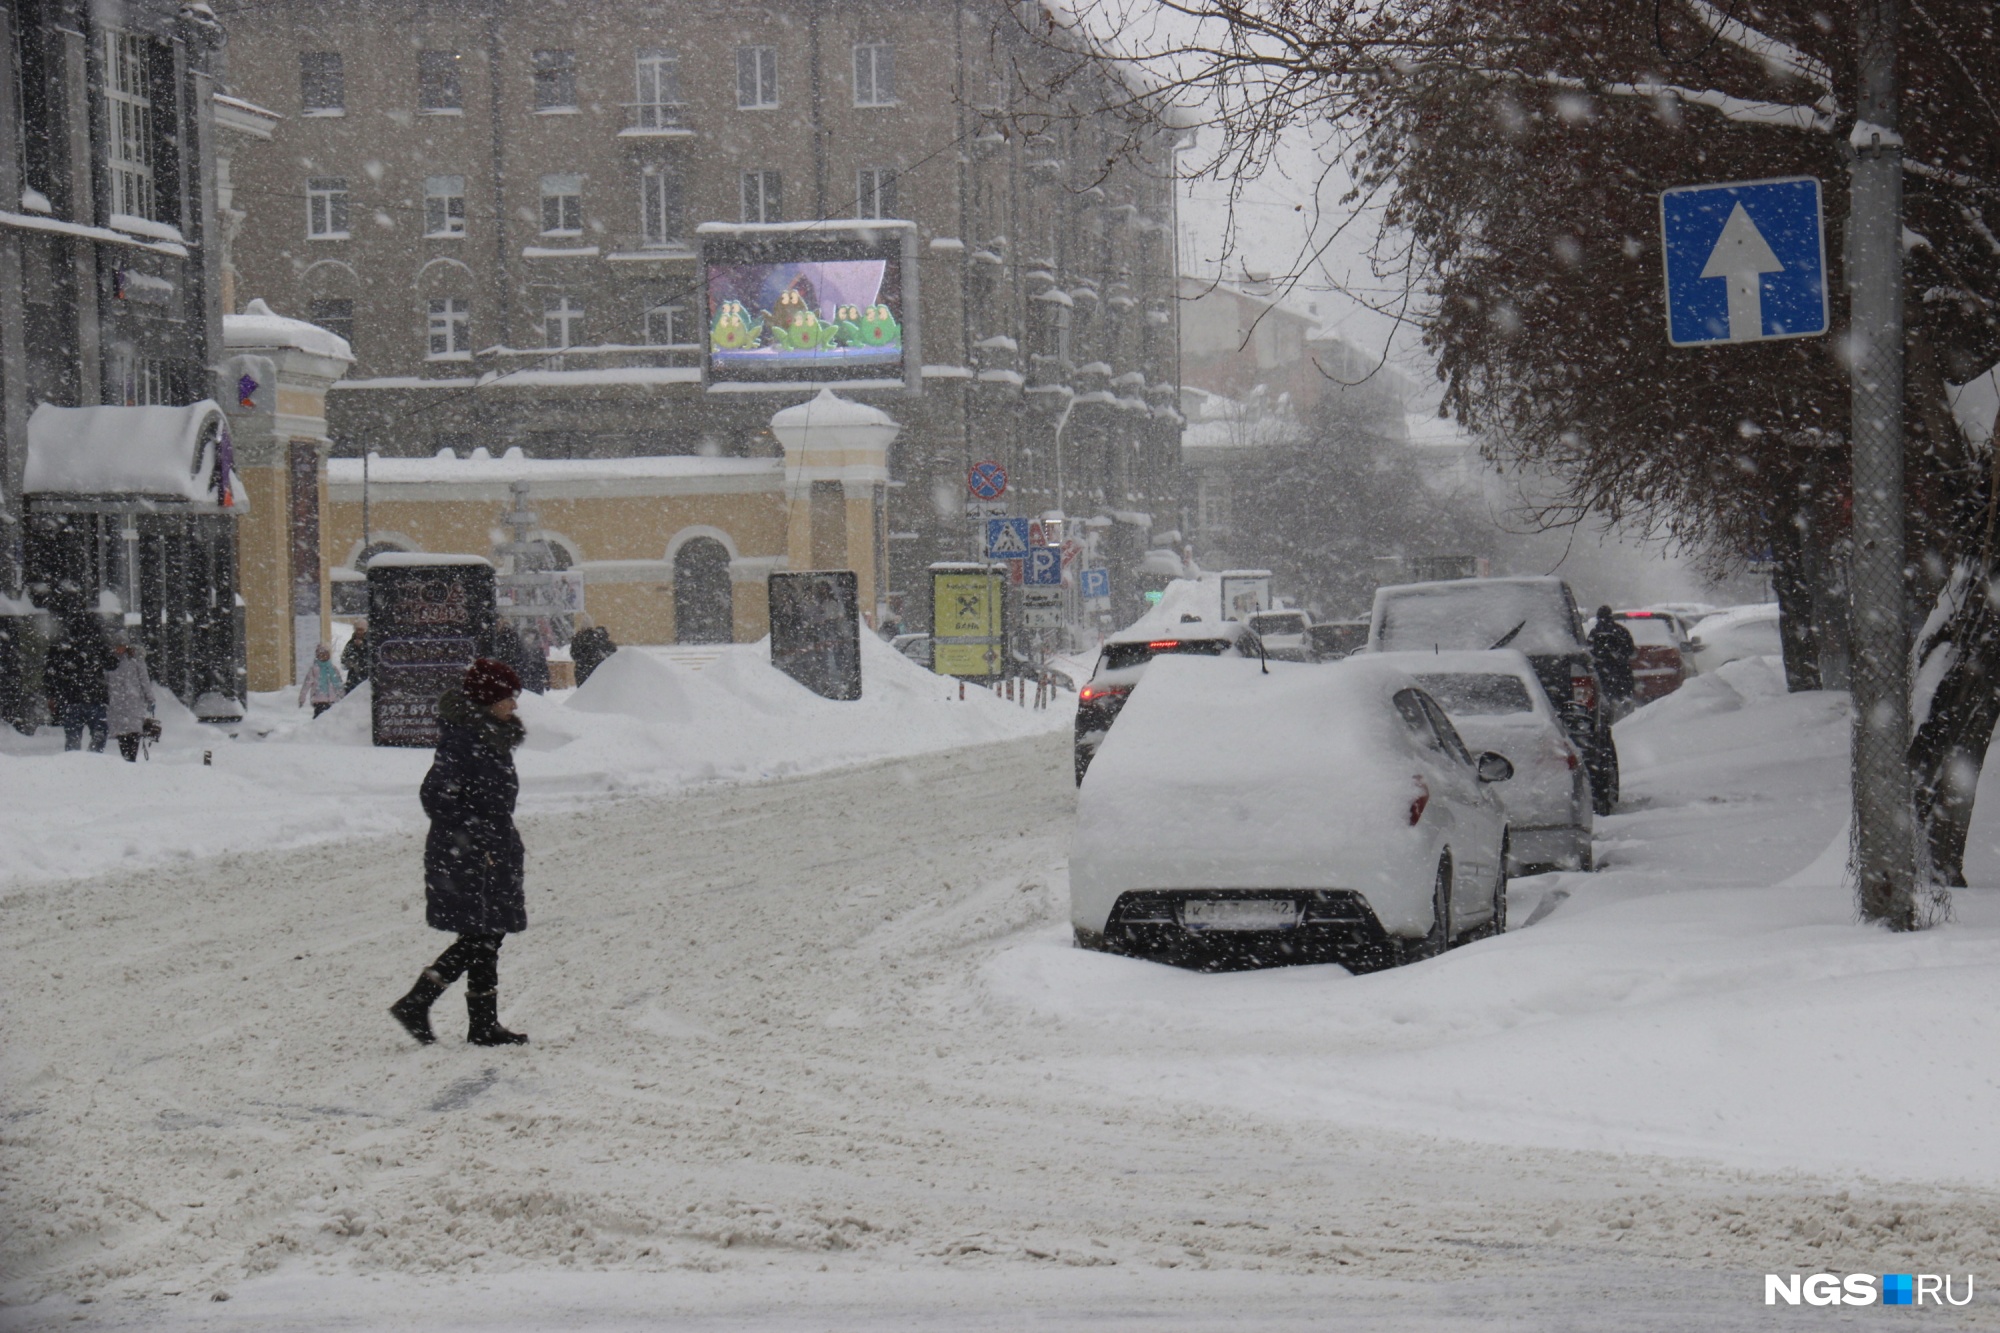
top-left (389, 658), bottom-right (531, 1046)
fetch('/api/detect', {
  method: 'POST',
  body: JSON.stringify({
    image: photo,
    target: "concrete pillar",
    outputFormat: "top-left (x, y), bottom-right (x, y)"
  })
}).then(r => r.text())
top-left (219, 300), bottom-right (352, 691)
top-left (769, 389), bottom-right (897, 619)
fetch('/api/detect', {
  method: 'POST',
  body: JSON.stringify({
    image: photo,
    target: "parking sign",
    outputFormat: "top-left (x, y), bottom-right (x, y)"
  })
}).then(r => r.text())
top-left (1024, 547), bottom-right (1062, 587)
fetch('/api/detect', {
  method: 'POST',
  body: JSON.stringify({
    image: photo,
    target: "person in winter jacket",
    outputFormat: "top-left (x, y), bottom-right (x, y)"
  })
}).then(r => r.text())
top-left (341, 620), bottom-right (371, 692)
top-left (298, 642), bottom-right (347, 717)
top-left (389, 657), bottom-right (531, 1047)
top-left (1588, 605), bottom-right (1637, 707)
top-left (45, 622), bottom-right (115, 752)
top-left (104, 641), bottom-right (156, 762)
top-left (569, 615), bottom-right (617, 686)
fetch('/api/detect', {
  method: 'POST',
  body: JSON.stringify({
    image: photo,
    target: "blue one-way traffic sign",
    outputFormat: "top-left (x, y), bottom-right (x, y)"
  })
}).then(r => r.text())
top-left (1024, 546), bottom-right (1062, 587)
top-left (1659, 176), bottom-right (1827, 347)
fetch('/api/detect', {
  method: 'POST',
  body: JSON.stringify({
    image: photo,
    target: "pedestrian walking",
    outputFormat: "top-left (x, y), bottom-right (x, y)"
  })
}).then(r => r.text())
top-left (45, 621), bottom-right (115, 752)
top-left (341, 620), bottom-right (371, 692)
top-left (104, 640), bottom-right (156, 762)
top-left (389, 657), bottom-right (530, 1047)
top-left (298, 642), bottom-right (347, 718)
top-left (1588, 605), bottom-right (1637, 717)
top-left (569, 615), bottom-right (617, 686)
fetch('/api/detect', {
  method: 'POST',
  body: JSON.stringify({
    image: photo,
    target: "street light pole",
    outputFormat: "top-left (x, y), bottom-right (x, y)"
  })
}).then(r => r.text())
top-left (1846, 0), bottom-right (1916, 927)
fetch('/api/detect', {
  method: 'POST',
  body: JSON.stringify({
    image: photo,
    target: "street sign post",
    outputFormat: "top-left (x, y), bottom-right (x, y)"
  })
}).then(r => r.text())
top-left (929, 563), bottom-right (1005, 679)
top-left (1659, 177), bottom-right (1828, 347)
top-left (984, 517), bottom-right (1029, 560)
top-left (1024, 546), bottom-right (1062, 587)
top-left (967, 460), bottom-right (1007, 500)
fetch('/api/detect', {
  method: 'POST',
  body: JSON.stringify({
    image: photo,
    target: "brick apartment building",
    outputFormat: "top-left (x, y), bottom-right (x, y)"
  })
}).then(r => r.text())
top-left (221, 0), bottom-right (1188, 637)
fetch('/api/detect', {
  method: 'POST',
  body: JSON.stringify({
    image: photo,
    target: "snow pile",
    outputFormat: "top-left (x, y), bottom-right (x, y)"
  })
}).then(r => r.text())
top-left (0, 635), bottom-right (1068, 892)
top-left (988, 671), bottom-right (2000, 1187)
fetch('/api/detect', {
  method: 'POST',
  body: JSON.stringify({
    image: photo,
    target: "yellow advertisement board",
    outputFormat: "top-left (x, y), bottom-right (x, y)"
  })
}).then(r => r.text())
top-left (931, 568), bottom-right (1003, 677)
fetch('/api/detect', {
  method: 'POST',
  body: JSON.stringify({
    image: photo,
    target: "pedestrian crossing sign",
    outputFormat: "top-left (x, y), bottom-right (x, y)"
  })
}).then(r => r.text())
top-left (985, 517), bottom-right (1030, 560)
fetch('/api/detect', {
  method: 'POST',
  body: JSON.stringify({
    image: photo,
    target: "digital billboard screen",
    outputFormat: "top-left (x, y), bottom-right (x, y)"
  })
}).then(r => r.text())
top-left (699, 223), bottom-right (916, 387)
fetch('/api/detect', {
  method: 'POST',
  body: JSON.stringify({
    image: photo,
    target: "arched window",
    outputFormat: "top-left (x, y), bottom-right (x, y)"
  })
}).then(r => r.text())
top-left (673, 537), bottom-right (732, 643)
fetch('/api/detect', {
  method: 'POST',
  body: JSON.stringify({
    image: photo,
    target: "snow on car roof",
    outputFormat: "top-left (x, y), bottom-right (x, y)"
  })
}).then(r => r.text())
top-left (1103, 617), bottom-right (1249, 646)
top-left (1073, 656), bottom-right (1425, 893)
top-left (1372, 577), bottom-right (1580, 656)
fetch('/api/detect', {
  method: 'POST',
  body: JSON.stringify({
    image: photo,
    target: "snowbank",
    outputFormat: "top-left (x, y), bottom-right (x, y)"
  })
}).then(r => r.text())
top-left (0, 633), bottom-right (1068, 893)
top-left (988, 672), bottom-right (2000, 1187)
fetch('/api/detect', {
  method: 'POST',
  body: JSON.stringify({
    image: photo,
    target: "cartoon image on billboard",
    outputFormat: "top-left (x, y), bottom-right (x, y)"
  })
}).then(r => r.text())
top-left (706, 260), bottom-right (902, 371)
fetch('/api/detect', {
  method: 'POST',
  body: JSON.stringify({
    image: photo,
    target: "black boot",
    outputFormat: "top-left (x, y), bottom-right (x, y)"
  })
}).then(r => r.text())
top-left (389, 968), bottom-right (448, 1045)
top-left (466, 988), bottom-right (527, 1046)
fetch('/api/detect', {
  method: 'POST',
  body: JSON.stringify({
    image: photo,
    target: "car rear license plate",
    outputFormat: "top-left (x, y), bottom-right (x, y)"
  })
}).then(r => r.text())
top-left (1181, 899), bottom-right (1299, 931)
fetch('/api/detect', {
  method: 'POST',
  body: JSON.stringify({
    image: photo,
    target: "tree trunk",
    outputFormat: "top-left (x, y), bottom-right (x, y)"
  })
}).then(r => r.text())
top-left (1769, 479), bottom-right (1823, 692)
top-left (1909, 560), bottom-right (2000, 888)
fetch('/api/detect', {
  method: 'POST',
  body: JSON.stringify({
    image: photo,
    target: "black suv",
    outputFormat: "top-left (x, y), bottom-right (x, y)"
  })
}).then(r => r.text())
top-left (1368, 577), bottom-right (1618, 813)
top-left (1073, 620), bottom-right (1261, 784)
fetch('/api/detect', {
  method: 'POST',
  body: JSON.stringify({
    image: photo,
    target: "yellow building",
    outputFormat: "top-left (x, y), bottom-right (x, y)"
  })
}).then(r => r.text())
top-left (324, 390), bottom-right (897, 645)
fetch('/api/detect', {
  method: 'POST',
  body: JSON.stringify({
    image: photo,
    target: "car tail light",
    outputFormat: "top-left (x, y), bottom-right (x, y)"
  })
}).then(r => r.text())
top-left (1147, 640), bottom-right (1181, 650)
top-left (1079, 684), bottom-right (1129, 704)
top-left (1571, 673), bottom-right (1598, 711)
top-left (1409, 775), bottom-right (1430, 826)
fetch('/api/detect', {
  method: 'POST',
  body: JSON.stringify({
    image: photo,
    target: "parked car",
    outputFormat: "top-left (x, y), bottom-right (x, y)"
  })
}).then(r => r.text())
top-left (1247, 610), bottom-right (1313, 662)
top-left (1375, 649), bottom-right (1591, 873)
top-left (1073, 619), bottom-right (1262, 784)
top-left (1369, 576), bottom-right (1619, 814)
top-left (1308, 619), bottom-right (1370, 661)
top-left (889, 633), bottom-right (930, 668)
top-left (1071, 655), bottom-right (1514, 971)
top-left (1686, 603), bottom-right (1783, 670)
top-left (1611, 610), bottom-right (1694, 703)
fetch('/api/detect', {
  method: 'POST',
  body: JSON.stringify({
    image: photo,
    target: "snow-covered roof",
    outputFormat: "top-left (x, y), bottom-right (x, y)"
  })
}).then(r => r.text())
top-left (24, 400), bottom-right (248, 508)
top-left (224, 298), bottom-right (353, 362)
top-left (695, 219), bottom-right (914, 236)
top-left (769, 388), bottom-right (901, 444)
top-left (326, 450), bottom-right (779, 485)
top-left (366, 552), bottom-right (492, 569)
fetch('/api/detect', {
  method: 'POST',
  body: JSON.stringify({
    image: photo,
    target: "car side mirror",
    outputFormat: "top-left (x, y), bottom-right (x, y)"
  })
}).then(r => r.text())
top-left (1476, 752), bottom-right (1515, 784)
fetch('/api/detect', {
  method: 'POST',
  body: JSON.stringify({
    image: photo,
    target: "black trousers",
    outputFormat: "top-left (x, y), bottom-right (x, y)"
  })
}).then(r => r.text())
top-left (429, 932), bottom-right (505, 992)
top-left (115, 733), bottom-right (140, 761)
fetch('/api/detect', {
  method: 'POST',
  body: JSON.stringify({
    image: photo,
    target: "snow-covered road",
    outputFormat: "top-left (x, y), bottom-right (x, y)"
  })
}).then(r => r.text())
top-left (5, 666), bottom-right (2000, 1329)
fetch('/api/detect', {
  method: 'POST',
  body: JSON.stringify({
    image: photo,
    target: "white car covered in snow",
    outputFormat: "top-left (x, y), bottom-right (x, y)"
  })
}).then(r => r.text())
top-left (1687, 603), bottom-right (1783, 671)
top-left (1374, 649), bottom-right (1592, 874)
top-left (1070, 655), bottom-right (1514, 971)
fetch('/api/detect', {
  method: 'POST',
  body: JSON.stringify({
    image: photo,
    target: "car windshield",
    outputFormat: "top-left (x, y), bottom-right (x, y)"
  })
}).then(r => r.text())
top-left (1101, 637), bottom-right (1231, 671)
top-left (1250, 612), bottom-right (1306, 636)
top-left (1620, 617), bottom-right (1677, 646)
top-left (1413, 673), bottom-right (1535, 716)
top-left (1376, 583), bottom-right (1578, 655)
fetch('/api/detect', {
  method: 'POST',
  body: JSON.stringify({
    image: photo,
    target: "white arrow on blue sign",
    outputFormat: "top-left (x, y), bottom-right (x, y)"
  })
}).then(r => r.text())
top-left (985, 517), bottom-right (1029, 559)
top-left (1659, 176), bottom-right (1828, 347)
top-left (1024, 546), bottom-right (1063, 587)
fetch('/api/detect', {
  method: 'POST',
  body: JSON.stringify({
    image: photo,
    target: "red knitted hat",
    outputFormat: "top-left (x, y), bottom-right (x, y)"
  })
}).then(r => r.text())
top-left (463, 657), bottom-right (522, 706)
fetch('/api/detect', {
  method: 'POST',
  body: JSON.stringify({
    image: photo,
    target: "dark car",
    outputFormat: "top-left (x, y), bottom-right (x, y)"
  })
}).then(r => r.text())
top-left (1073, 619), bottom-right (1261, 785)
top-left (1308, 619), bottom-right (1370, 661)
top-left (1368, 576), bottom-right (1619, 814)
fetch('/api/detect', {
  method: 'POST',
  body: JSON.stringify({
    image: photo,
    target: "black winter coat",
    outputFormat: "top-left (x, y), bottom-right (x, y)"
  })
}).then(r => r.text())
top-left (571, 626), bottom-right (617, 686)
top-left (420, 689), bottom-right (528, 934)
top-left (1588, 620), bottom-right (1637, 699)
top-left (341, 633), bottom-right (370, 691)
top-left (46, 639), bottom-right (115, 708)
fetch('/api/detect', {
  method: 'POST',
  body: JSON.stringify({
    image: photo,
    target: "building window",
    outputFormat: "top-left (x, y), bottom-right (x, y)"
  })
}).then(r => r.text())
top-left (741, 169), bottom-right (781, 224)
top-left (424, 175), bottom-right (466, 236)
top-left (300, 51), bottom-right (344, 114)
top-left (633, 49), bottom-right (683, 129)
top-left (855, 167), bottom-right (898, 220)
top-left (543, 295), bottom-right (584, 349)
top-left (640, 163), bottom-right (684, 246)
top-left (309, 298), bottom-right (354, 346)
top-left (532, 49), bottom-right (576, 111)
top-left (736, 46), bottom-right (777, 109)
top-left (539, 174), bottom-right (582, 235)
top-left (102, 30), bottom-right (155, 221)
top-left (427, 298), bottom-right (468, 357)
top-left (853, 42), bottom-right (894, 107)
top-left (306, 177), bottom-right (349, 238)
top-left (418, 50), bottom-right (463, 112)
top-left (644, 303), bottom-right (688, 346)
